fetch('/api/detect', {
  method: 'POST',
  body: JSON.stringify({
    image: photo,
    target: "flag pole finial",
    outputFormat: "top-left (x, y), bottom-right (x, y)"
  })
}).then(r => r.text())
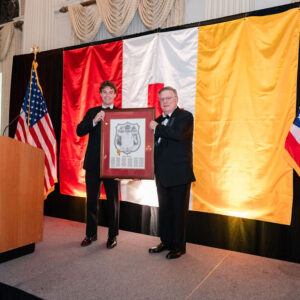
top-left (31, 46), bottom-right (40, 61)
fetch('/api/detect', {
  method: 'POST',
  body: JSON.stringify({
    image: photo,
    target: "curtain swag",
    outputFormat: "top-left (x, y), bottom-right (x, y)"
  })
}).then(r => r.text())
top-left (68, 0), bottom-right (185, 42)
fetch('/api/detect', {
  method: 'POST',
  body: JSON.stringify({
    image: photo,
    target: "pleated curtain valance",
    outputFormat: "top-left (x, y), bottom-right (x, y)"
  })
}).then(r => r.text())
top-left (68, 0), bottom-right (185, 42)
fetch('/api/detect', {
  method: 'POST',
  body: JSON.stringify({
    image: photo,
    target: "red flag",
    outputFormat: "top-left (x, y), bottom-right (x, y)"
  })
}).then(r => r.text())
top-left (60, 41), bottom-right (123, 196)
top-left (148, 83), bottom-right (164, 118)
top-left (14, 61), bottom-right (57, 197)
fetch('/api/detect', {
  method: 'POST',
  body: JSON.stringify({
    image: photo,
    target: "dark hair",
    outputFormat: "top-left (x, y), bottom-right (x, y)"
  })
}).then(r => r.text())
top-left (99, 81), bottom-right (117, 94)
top-left (158, 86), bottom-right (178, 97)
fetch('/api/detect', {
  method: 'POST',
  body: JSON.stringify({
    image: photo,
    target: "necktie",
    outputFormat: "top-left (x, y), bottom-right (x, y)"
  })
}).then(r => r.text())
top-left (162, 115), bottom-right (170, 121)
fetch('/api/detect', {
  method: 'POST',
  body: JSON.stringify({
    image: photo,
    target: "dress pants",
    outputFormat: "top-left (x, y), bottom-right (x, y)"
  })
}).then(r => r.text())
top-left (155, 176), bottom-right (191, 251)
top-left (85, 169), bottom-right (119, 239)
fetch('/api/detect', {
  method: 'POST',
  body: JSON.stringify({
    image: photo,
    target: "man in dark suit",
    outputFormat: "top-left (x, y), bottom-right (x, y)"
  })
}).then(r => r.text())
top-left (76, 81), bottom-right (119, 249)
top-left (149, 86), bottom-right (196, 259)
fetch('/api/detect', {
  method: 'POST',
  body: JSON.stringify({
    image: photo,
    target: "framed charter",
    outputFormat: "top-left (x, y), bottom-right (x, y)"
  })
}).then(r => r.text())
top-left (100, 108), bottom-right (155, 179)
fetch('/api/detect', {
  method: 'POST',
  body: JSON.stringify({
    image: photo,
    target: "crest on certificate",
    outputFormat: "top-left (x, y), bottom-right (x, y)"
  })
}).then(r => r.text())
top-left (114, 122), bottom-right (141, 155)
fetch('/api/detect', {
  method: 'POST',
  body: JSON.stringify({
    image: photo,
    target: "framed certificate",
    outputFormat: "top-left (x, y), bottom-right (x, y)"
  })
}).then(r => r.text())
top-left (100, 108), bottom-right (155, 179)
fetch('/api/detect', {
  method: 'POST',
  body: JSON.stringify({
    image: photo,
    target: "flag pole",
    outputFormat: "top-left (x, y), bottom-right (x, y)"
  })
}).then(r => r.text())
top-left (26, 46), bottom-right (40, 143)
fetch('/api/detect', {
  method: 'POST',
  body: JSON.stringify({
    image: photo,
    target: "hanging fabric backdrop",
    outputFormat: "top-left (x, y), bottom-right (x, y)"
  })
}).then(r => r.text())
top-left (60, 8), bottom-right (300, 225)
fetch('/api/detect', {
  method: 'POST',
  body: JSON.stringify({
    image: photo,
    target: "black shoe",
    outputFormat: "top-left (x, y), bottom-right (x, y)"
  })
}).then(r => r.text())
top-left (81, 235), bottom-right (97, 247)
top-left (149, 243), bottom-right (168, 253)
top-left (166, 249), bottom-right (186, 259)
top-left (107, 237), bottom-right (117, 249)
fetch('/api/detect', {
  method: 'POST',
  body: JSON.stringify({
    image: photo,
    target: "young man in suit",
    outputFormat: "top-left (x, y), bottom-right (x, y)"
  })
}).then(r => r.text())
top-left (76, 80), bottom-right (119, 249)
top-left (149, 86), bottom-right (196, 259)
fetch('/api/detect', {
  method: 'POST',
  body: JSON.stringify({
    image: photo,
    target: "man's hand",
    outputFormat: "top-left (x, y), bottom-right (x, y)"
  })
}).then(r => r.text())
top-left (149, 120), bottom-right (158, 130)
top-left (93, 110), bottom-right (105, 124)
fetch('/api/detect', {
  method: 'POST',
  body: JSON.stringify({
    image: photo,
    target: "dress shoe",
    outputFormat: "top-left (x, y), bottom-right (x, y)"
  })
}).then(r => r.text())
top-left (149, 243), bottom-right (168, 253)
top-left (166, 249), bottom-right (186, 259)
top-left (107, 237), bottom-right (117, 249)
top-left (81, 235), bottom-right (97, 247)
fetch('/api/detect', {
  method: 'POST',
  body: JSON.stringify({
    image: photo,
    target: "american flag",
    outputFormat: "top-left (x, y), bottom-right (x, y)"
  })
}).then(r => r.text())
top-left (14, 61), bottom-right (57, 196)
top-left (285, 107), bottom-right (300, 177)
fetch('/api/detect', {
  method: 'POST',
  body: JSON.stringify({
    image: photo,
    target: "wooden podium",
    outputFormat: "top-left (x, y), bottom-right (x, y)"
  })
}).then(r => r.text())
top-left (0, 137), bottom-right (45, 256)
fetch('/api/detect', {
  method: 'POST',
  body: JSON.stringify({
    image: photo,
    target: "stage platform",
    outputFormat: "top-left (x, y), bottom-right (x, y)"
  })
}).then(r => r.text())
top-left (0, 216), bottom-right (300, 299)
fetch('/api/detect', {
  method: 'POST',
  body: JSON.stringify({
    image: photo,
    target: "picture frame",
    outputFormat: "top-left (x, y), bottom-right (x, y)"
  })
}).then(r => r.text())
top-left (100, 108), bottom-right (155, 179)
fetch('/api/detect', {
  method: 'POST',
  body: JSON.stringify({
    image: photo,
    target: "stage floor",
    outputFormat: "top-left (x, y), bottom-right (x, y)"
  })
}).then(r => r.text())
top-left (0, 216), bottom-right (300, 299)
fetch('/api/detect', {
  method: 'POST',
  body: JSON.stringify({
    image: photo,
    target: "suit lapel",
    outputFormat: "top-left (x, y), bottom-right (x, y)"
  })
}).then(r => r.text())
top-left (155, 107), bottom-right (180, 147)
top-left (166, 107), bottom-right (180, 127)
top-left (167, 117), bottom-right (175, 127)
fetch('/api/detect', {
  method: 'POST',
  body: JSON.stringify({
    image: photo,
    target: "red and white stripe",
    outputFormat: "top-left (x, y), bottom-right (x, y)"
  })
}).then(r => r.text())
top-left (15, 110), bottom-right (57, 196)
top-left (285, 123), bottom-right (300, 169)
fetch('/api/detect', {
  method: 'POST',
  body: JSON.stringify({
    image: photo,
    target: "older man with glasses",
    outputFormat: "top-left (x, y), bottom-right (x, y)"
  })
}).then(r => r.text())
top-left (149, 86), bottom-right (196, 259)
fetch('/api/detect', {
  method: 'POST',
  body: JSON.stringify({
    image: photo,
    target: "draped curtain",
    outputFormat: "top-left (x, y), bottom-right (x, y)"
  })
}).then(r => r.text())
top-left (0, 23), bottom-right (22, 135)
top-left (68, 0), bottom-right (185, 42)
top-left (0, 22), bottom-right (14, 62)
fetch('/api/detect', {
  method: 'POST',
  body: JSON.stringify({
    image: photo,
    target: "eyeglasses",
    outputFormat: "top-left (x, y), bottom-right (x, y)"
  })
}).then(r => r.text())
top-left (159, 96), bottom-right (176, 102)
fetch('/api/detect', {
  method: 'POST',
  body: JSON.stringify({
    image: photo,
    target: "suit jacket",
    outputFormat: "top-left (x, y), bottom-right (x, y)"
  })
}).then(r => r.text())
top-left (76, 105), bottom-right (117, 171)
top-left (154, 107), bottom-right (196, 187)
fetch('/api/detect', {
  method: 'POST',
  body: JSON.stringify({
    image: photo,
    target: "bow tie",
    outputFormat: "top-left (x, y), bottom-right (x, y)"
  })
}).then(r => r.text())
top-left (162, 115), bottom-right (170, 121)
top-left (102, 107), bottom-right (112, 110)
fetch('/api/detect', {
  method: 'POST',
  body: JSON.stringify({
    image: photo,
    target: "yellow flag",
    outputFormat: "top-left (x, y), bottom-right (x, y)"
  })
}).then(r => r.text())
top-left (193, 8), bottom-right (300, 225)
